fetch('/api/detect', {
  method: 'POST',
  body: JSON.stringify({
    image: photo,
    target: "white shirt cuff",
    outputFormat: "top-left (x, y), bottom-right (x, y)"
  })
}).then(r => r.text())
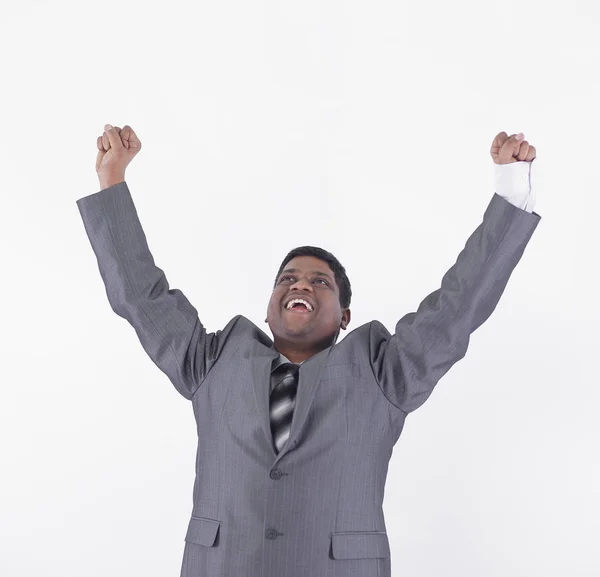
top-left (494, 160), bottom-right (536, 213)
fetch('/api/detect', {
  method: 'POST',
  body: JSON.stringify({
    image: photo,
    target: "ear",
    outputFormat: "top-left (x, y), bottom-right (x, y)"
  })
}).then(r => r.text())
top-left (341, 309), bottom-right (351, 330)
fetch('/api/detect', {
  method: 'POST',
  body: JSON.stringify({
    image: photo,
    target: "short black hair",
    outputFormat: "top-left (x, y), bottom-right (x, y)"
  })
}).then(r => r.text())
top-left (273, 246), bottom-right (352, 309)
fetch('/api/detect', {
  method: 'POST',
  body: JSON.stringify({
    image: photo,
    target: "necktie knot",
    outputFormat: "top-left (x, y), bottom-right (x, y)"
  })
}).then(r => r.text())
top-left (282, 362), bottom-right (299, 376)
top-left (273, 362), bottom-right (299, 392)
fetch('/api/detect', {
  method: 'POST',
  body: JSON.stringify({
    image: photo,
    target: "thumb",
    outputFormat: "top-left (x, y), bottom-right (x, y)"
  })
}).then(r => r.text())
top-left (497, 133), bottom-right (524, 164)
top-left (104, 124), bottom-right (124, 150)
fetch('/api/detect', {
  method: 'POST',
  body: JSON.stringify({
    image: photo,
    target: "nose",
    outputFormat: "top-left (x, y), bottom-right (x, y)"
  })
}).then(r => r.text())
top-left (290, 278), bottom-right (313, 291)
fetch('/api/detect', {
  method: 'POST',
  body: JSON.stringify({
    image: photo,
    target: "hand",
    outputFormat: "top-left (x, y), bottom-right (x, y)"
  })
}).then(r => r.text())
top-left (95, 124), bottom-right (142, 183)
top-left (490, 131), bottom-right (536, 165)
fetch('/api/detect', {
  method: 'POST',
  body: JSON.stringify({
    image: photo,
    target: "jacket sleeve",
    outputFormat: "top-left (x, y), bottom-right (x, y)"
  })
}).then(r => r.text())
top-left (76, 181), bottom-right (236, 400)
top-left (368, 193), bottom-right (542, 414)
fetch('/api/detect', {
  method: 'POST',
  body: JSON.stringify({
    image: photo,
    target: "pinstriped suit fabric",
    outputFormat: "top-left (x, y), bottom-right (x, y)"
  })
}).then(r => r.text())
top-left (76, 182), bottom-right (541, 576)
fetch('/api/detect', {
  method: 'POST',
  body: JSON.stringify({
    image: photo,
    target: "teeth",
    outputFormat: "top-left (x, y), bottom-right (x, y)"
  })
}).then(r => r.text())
top-left (286, 298), bottom-right (313, 311)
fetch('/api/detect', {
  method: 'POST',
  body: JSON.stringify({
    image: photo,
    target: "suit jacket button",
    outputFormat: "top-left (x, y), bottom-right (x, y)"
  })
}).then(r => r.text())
top-left (265, 529), bottom-right (278, 540)
top-left (270, 468), bottom-right (283, 480)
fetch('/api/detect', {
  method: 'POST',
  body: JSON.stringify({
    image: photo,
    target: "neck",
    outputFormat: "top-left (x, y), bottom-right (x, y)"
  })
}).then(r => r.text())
top-left (277, 349), bottom-right (313, 364)
top-left (274, 332), bottom-right (338, 364)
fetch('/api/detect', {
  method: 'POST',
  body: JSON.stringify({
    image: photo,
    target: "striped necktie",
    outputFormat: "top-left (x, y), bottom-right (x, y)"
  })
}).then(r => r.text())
top-left (269, 362), bottom-right (300, 453)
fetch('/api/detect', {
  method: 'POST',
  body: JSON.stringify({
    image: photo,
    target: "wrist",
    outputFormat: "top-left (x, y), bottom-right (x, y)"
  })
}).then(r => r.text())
top-left (98, 172), bottom-right (125, 190)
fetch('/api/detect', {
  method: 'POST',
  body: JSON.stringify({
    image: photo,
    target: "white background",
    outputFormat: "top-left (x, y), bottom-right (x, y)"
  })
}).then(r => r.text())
top-left (1, 0), bottom-right (599, 575)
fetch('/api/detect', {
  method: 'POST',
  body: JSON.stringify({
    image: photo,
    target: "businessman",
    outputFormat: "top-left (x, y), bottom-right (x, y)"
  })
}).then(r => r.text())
top-left (77, 124), bottom-right (540, 577)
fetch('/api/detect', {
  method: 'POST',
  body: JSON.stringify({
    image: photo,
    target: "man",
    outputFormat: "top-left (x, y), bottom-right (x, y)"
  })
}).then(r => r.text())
top-left (76, 124), bottom-right (540, 577)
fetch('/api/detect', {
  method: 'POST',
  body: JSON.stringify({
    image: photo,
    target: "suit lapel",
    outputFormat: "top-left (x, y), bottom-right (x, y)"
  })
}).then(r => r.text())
top-left (246, 341), bottom-right (280, 458)
top-left (245, 339), bottom-right (333, 460)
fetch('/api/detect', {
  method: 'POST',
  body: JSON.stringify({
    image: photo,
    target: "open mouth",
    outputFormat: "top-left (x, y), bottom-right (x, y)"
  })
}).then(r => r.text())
top-left (284, 300), bottom-right (314, 314)
top-left (285, 304), bottom-right (312, 314)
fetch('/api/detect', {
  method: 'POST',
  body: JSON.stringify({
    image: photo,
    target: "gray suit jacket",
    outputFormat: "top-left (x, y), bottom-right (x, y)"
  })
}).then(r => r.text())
top-left (76, 182), bottom-right (541, 577)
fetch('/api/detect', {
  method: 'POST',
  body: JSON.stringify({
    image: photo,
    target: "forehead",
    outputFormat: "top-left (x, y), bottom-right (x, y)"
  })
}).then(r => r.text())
top-left (281, 256), bottom-right (335, 280)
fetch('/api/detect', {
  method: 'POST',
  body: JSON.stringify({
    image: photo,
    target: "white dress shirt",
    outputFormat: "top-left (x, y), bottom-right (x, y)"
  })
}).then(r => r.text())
top-left (494, 160), bottom-right (535, 213)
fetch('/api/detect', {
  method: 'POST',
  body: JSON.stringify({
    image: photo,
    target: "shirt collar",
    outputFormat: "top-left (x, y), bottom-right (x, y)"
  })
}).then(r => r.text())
top-left (273, 351), bottom-right (304, 371)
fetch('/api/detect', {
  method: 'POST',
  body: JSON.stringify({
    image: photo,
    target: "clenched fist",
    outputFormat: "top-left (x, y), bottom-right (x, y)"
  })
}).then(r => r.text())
top-left (96, 124), bottom-right (142, 188)
top-left (490, 132), bottom-right (536, 165)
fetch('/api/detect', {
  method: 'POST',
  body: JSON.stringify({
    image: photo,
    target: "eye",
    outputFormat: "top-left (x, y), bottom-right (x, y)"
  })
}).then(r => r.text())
top-left (280, 275), bottom-right (328, 286)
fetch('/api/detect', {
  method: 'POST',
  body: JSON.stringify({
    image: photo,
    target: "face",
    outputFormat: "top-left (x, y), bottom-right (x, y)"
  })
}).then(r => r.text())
top-left (266, 256), bottom-right (351, 351)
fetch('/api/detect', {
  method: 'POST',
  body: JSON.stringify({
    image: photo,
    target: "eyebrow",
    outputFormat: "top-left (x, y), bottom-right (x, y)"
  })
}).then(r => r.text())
top-left (281, 268), bottom-right (334, 282)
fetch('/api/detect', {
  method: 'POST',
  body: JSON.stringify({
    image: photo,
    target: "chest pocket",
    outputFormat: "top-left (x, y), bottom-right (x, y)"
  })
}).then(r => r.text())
top-left (323, 362), bottom-right (360, 381)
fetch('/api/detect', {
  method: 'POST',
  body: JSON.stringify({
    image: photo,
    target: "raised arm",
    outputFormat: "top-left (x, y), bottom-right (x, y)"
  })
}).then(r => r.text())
top-left (76, 125), bottom-right (235, 399)
top-left (369, 131), bottom-right (541, 414)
